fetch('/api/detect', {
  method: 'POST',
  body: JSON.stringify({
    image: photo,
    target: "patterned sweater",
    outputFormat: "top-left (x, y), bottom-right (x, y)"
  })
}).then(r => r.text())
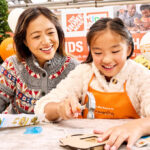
top-left (35, 59), bottom-right (150, 118)
top-left (0, 53), bottom-right (78, 114)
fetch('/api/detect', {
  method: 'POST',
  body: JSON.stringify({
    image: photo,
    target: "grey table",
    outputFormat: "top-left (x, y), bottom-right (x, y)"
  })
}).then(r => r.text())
top-left (0, 119), bottom-right (149, 150)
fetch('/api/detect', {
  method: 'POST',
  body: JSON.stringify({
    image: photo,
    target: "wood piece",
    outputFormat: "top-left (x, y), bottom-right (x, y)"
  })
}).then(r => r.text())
top-left (60, 133), bottom-right (107, 149)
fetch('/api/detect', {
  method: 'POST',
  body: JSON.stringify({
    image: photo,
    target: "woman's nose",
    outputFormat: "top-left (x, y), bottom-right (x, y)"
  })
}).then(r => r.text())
top-left (41, 35), bottom-right (50, 44)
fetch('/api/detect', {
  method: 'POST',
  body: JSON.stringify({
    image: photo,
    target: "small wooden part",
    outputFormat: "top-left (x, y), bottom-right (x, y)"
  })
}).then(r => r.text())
top-left (59, 134), bottom-right (107, 150)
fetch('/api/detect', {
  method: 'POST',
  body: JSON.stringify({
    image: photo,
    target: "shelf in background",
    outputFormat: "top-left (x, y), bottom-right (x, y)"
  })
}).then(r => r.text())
top-left (8, 0), bottom-right (150, 10)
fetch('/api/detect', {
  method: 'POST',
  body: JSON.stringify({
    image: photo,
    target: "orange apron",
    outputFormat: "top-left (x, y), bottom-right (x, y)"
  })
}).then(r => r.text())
top-left (83, 74), bottom-right (140, 119)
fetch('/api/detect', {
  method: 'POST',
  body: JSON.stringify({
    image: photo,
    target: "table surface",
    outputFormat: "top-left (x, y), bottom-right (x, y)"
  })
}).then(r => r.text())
top-left (0, 119), bottom-right (149, 150)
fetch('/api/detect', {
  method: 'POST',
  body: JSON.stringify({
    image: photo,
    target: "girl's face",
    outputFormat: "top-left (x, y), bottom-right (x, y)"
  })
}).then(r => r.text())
top-left (91, 29), bottom-right (131, 81)
top-left (24, 14), bottom-right (59, 67)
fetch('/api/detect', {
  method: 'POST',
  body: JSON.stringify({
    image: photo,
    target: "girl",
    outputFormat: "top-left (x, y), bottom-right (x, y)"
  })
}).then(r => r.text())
top-left (0, 7), bottom-right (78, 114)
top-left (35, 18), bottom-right (150, 149)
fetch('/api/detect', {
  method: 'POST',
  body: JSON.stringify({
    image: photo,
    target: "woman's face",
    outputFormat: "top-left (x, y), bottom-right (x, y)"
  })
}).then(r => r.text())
top-left (24, 14), bottom-right (59, 67)
top-left (90, 29), bottom-right (131, 81)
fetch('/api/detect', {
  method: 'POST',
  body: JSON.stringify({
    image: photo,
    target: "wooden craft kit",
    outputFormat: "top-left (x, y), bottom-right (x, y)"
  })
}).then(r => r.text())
top-left (60, 133), bottom-right (107, 150)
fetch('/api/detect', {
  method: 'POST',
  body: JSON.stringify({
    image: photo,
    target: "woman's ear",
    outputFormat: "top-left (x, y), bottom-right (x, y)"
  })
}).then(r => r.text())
top-left (24, 40), bottom-right (27, 47)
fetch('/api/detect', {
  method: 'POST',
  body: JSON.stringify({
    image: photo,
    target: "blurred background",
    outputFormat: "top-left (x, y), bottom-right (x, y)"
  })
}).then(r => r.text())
top-left (0, 0), bottom-right (150, 68)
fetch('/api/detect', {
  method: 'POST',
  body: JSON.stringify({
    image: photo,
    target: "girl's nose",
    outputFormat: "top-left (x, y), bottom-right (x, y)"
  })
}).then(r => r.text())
top-left (102, 55), bottom-right (112, 63)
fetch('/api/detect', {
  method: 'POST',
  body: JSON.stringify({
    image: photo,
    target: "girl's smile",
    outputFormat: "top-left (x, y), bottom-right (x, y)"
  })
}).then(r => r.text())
top-left (102, 64), bottom-right (117, 70)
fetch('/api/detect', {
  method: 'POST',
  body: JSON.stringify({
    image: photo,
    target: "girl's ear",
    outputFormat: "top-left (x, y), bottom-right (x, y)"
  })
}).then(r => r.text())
top-left (127, 44), bottom-right (132, 57)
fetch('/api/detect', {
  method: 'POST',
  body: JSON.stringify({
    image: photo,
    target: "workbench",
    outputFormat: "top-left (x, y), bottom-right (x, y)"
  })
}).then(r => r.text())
top-left (0, 119), bottom-right (149, 150)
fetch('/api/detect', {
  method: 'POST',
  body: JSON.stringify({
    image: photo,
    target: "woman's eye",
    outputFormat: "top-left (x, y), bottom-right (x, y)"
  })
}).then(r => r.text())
top-left (112, 50), bottom-right (120, 53)
top-left (33, 36), bottom-right (40, 39)
top-left (48, 32), bottom-right (54, 35)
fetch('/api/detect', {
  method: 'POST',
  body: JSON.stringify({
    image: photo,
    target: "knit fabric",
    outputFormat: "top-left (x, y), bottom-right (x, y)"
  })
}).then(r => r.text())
top-left (0, 53), bottom-right (78, 114)
top-left (35, 59), bottom-right (150, 118)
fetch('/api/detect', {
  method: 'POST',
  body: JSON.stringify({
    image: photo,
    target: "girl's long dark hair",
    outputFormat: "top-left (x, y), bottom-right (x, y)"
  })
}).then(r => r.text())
top-left (84, 17), bottom-right (134, 63)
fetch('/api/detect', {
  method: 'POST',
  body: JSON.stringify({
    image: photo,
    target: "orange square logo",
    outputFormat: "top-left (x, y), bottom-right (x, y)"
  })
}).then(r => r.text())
top-left (66, 13), bottom-right (84, 32)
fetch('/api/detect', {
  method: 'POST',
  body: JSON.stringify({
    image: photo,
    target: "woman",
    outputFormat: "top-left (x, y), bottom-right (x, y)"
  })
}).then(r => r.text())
top-left (0, 6), bottom-right (78, 114)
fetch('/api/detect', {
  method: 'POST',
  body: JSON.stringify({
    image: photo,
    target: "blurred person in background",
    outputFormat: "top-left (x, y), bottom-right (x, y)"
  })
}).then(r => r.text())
top-left (140, 4), bottom-right (150, 31)
top-left (119, 4), bottom-right (141, 31)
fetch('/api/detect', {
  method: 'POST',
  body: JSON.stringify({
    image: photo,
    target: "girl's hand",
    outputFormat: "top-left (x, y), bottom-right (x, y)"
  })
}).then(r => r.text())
top-left (56, 98), bottom-right (81, 120)
top-left (94, 119), bottom-right (148, 150)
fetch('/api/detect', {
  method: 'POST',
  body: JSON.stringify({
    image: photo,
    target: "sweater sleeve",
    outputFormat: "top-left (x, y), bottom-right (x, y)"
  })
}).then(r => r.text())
top-left (138, 68), bottom-right (150, 117)
top-left (0, 56), bottom-right (17, 112)
top-left (34, 64), bottom-right (91, 115)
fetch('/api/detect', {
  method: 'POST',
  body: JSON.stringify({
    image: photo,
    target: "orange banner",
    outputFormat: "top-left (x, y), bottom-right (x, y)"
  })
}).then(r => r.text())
top-left (65, 36), bottom-right (88, 62)
top-left (62, 8), bottom-right (148, 61)
top-left (131, 32), bottom-right (146, 59)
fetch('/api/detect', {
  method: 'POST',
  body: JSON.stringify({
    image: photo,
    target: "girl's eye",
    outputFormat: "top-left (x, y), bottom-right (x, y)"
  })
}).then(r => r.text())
top-left (112, 50), bottom-right (120, 53)
top-left (94, 52), bottom-right (102, 55)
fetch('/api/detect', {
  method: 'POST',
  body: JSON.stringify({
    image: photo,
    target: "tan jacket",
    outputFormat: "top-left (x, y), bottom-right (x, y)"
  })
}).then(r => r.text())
top-left (35, 59), bottom-right (150, 118)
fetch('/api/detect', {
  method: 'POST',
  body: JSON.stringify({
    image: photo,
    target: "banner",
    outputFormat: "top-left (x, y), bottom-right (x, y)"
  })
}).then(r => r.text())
top-left (61, 5), bottom-right (150, 61)
top-left (62, 7), bottom-right (114, 62)
top-left (131, 32), bottom-right (146, 58)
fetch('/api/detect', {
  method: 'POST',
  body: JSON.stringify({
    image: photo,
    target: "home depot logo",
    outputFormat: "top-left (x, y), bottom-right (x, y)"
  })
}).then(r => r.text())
top-left (66, 13), bottom-right (84, 32)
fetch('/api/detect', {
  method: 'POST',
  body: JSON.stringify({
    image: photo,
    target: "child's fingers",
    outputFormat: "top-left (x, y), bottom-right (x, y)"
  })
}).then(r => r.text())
top-left (108, 134), bottom-right (128, 150)
top-left (101, 128), bottom-right (113, 141)
top-left (93, 129), bottom-right (104, 134)
top-left (58, 100), bottom-right (74, 120)
top-left (105, 131), bottom-right (119, 147)
top-left (93, 130), bottom-right (104, 143)
top-left (66, 105), bottom-right (73, 118)
top-left (70, 98), bottom-right (81, 114)
top-left (58, 98), bottom-right (81, 119)
top-left (96, 128), bottom-right (113, 145)
top-left (66, 100), bottom-right (76, 118)
top-left (76, 102), bottom-right (82, 113)
top-left (127, 136), bottom-right (139, 150)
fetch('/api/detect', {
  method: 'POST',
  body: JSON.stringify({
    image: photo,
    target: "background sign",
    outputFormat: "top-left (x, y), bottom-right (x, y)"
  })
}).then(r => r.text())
top-left (62, 7), bottom-right (114, 62)
top-left (61, 6), bottom-right (149, 61)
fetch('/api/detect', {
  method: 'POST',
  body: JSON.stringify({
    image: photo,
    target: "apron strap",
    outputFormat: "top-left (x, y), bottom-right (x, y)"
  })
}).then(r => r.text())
top-left (123, 81), bottom-right (127, 92)
top-left (88, 74), bottom-right (94, 88)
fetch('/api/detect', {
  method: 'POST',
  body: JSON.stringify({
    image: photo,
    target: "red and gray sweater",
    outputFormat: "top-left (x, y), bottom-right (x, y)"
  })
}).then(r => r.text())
top-left (0, 53), bottom-right (78, 114)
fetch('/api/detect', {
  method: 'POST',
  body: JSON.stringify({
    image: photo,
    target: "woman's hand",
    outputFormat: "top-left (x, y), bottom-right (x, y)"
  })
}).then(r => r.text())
top-left (56, 98), bottom-right (81, 120)
top-left (94, 118), bottom-right (150, 150)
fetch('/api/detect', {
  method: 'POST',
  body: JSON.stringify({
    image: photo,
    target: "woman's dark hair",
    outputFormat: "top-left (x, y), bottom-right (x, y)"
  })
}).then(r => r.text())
top-left (14, 6), bottom-right (65, 60)
top-left (84, 17), bottom-right (134, 63)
